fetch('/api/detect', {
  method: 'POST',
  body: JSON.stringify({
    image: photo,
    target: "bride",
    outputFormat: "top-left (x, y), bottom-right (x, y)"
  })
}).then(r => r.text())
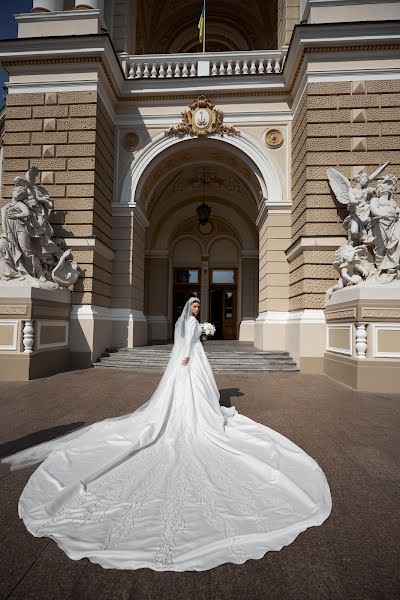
top-left (2, 297), bottom-right (332, 571)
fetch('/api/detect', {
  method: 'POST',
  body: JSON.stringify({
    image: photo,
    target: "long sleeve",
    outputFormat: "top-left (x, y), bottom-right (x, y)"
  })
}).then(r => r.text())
top-left (183, 317), bottom-right (197, 357)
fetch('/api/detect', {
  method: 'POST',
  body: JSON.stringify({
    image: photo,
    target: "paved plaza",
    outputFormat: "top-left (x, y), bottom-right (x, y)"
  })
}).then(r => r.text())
top-left (0, 368), bottom-right (399, 600)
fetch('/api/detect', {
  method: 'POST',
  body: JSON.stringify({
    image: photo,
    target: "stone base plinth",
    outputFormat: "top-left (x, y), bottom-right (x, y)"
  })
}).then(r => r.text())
top-left (324, 353), bottom-right (400, 393)
top-left (0, 283), bottom-right (71, 381)
top-left (254, 310), bottom-right (326, 372)
top-left (324, 283), bottom-right (400, 393)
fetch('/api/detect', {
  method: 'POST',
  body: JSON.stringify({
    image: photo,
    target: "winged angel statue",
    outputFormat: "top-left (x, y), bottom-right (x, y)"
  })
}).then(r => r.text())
top-left (326, 162), bottom-right (400, 295)
top-left (0, 167), bottom-right (79, 289)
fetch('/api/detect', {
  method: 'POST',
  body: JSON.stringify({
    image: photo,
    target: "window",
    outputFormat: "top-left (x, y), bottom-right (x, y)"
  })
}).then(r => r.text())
top-left (211, 270), bottom-right (235, 284)
top-left (175, 269), bottom-right (199, 284)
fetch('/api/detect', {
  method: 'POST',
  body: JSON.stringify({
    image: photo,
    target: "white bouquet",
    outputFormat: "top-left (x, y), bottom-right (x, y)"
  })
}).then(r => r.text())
top-left (200, 322), bottom-right (216, 337)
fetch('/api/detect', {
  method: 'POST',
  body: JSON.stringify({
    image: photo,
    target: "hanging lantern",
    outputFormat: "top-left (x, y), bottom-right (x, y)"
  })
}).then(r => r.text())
top-left (197, 201), bottom-right (211, 225)
top-left (196, 166), bottom-right (212, 225)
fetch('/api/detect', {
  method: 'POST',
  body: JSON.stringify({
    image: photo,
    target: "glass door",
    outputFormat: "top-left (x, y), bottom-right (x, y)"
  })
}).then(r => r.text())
top-left (209, 269), bottom-right (237, 340)
top-left (173, 268), bottom-right (201, 325)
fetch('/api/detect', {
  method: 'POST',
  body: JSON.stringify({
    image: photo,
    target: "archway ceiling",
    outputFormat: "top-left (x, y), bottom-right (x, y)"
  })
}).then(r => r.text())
top-left (147, 197), bottom-right (258, 252)
top-left (138, 0), bottom-right (278, 53)
top-left (147, 162), bottom-right (258, 221)
top-left (141, 142), bottom-right (263, 217)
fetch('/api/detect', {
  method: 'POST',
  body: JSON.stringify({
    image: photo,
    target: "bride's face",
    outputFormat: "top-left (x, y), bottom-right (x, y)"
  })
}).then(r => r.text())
top-left (191, 302), bottom-right (200, 317)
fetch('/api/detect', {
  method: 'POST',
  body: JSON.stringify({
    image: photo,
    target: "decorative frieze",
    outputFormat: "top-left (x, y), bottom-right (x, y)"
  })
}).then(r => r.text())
top-left (326, 308), bottom-right (356, 321)
top-left (0, 305), bottom-right (28, 315)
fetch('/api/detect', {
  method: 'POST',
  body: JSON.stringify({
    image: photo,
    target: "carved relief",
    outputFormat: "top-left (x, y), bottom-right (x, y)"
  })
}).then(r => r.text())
top-left (362, 307), bottom-right (400, 320)
top-left (264, 128), bottom-right (284, 149)
top-left (122, 132), bottom-right (140, 151)
top-left (165, 96), bottom-right (240, 138)
top-left (326, 308), bottom-right (357, 321)
top-left (327, 164), bottom-right (400, 295)
top-left (0, 305), bottom-right (28, 315)
top-left (0, 167), bottom-right (80, 289)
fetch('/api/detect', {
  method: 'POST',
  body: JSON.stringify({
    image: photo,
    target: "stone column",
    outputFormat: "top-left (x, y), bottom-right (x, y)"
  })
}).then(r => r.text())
top-left (74, 0), bottom-right (104, 9)
top-left (32, 0), bottom-right (64, 11)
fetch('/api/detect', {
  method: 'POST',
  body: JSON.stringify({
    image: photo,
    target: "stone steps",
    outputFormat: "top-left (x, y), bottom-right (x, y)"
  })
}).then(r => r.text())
top-left (94, 344), bottom-right (299, 372)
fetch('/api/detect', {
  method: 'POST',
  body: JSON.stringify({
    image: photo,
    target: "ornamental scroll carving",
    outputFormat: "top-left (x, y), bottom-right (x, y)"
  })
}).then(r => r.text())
top-left (0, 167), bottom-right (80, 289)
top-left (327, 163), bottom-right (400, 296)
top-left (165, 96), bottom-right (240, 138)
top-left (0, 305), bottom-right (28, 315)
top-left (325, 308), bottom-right (357, 321)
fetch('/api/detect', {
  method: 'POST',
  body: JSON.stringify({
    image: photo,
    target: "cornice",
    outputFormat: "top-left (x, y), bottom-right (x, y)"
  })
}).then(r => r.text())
top-left (0, 22), bottom-right (399, 106)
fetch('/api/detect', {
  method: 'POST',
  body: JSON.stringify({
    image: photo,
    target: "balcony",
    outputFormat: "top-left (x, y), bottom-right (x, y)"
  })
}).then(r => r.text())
top-left (120, 49), bottom-right (286, 80)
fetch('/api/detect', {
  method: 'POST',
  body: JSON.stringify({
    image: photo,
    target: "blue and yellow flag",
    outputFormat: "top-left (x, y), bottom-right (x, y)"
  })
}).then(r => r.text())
top-left (198, 2), bottom-right (205, 44)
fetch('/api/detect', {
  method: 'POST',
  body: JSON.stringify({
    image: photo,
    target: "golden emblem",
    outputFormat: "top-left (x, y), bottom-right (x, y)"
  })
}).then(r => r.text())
top-left (165, 96), bottom-right (240, 138)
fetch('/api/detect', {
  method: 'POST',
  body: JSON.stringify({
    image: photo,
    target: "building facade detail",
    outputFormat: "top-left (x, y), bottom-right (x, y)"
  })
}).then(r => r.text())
top-left (0, 167), bottom-right (80, 289)
top-left (0, 0), bottom-right (399, 391)
top-left (165, 96), bottom-right (240, 138)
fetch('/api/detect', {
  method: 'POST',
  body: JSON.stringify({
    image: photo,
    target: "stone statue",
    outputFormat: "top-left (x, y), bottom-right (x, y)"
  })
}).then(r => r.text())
top-left (327, 244), bottom-right (375, 297)
top-left (370, 175), bottom-right (400, 275)
top-left (327, 162), bottom-right (389, 245)
top-left (0, 167), bottom-right (79, 289)
top-left (326, 163), bottom-right (400, 294)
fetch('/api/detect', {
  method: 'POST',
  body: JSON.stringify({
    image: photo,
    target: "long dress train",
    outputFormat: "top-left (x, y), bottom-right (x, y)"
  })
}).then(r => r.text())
top-left (1, 299), bottom-right (332, 571)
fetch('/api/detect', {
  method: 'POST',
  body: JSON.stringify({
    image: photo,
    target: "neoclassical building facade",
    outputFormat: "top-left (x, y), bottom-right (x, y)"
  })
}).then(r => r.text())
top-left (1, 0), bottom-right (400, 390)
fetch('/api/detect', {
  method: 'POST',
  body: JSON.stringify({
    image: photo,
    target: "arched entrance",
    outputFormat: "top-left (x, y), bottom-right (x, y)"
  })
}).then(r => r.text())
top-left (115, 133), bottom-right (283, 346)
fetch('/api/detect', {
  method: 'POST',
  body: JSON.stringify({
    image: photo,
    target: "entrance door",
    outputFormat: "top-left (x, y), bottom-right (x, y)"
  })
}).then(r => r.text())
top-left (209, 269), bottom-right (237, 340)
top-left (173, 268), bottom-right (201, 324)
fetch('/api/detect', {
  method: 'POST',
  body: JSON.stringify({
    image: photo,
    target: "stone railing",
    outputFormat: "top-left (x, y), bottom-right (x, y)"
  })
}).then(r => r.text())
top-left (121, 50), bottom-right (286, 80)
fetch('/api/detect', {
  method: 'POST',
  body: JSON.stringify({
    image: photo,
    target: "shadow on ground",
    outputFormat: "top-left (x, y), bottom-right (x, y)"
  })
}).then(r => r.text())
top-left (219, 387), bottom-right (244, 407)
top-left (0, 422), bottom-right (85, 459)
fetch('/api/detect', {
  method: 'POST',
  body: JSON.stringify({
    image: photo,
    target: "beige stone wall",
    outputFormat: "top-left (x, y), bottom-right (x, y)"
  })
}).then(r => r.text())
top-left (241, 257), bottom-right (259, 319)
top-left (277, 0), bottom-right (300, 47)
top-left (290, 79), bottom-right (400, 311)
top-left (259, 212), bottom-right (291, 312)
top-left (112, 213), bottom-right (146, 312)
top-left (1, 91), bottom-right (114, 308)
top-left (112, 0), bottom-right (138, 54)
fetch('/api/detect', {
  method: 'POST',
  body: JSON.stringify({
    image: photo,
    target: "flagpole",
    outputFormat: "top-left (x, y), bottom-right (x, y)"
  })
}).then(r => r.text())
top-left (203, 0), bottom-right (206, 53)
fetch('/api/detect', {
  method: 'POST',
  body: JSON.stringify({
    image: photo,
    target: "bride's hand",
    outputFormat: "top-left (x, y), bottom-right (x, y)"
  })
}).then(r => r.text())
top-left (182, 357), bottom-right (189, 366)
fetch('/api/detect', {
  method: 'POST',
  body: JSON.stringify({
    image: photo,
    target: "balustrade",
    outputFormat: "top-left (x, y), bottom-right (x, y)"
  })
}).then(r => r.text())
top-left (125, 50), bottom-right (285, 80)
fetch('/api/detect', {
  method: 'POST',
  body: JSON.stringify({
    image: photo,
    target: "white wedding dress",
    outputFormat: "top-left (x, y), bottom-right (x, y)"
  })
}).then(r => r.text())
top-left (2, 298), bottom-right (332, 571)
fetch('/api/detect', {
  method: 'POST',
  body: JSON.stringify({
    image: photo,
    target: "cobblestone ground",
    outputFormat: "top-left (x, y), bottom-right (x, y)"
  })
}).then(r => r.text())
top-left (0, 368), bottom-right (399, 600)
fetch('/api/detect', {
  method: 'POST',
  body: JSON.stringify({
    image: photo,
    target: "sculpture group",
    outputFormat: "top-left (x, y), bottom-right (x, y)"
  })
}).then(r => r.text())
top-left (327, 163), bottom-right (400, 295)
top-left (0, 167), bottom-right (79, 289)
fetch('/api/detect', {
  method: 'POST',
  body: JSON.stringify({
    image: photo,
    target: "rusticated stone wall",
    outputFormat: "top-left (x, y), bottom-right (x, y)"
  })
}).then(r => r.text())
top-left (290, 79), bottom-right (400, 311)
top-left (1, 90), bottom-right (114, 308)
top-left (259, 212), bottom-right (291, 313)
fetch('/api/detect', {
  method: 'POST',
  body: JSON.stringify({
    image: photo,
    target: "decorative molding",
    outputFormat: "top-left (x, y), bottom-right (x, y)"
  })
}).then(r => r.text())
top-left (326, 307), bottom-right (357, 321)
top-left (372, 323), bottom-right (400, 359)
top-left (165, 96), bottom-right (240, 138)
top-left (65, 238), bottom-right (115, 262)
top-left (326, 324), bottom-right (353, 356)
top-left (37, 320), bottom-right (69, 350)
top-left (362, 307), bottom-right (400, 320)
top-left (122, 132), bottom-right (140, 151)
top-left (0, 305), bottom-right (28, 315)
top-left (0, 320), bottom-right (19, 351)
top-left (264, 128), bottom-right (284, 149)
top-left (286, 237), bottom-right (346, 262)
top-left (70, 305), bottom-right (146, 322)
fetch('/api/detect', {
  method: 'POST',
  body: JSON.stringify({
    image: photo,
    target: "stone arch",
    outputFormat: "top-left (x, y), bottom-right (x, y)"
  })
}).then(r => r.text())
top-left (119, 131), bottom-right (283, 211)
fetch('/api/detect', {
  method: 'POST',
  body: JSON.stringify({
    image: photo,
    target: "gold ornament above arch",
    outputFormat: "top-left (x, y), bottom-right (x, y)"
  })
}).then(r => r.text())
top-left (165, 96), bottom-right (240, 138)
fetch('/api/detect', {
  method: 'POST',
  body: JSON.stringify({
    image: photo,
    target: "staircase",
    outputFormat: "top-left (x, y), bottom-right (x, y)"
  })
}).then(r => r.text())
top-left (94, 341), bottom-right (298, 373)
